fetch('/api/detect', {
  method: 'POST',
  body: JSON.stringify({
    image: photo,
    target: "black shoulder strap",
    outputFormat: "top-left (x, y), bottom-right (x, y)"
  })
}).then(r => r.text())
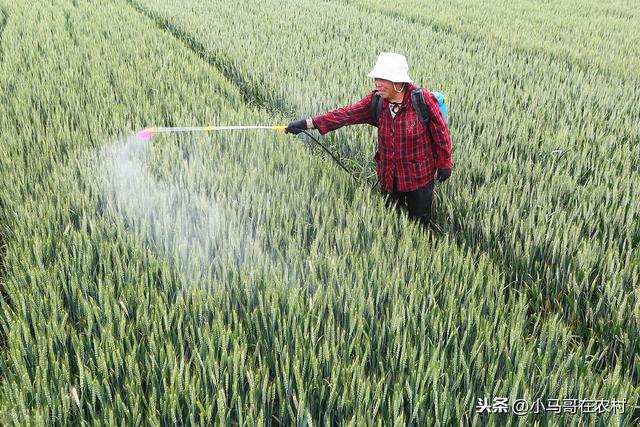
top-left (370, 92), bottom-right (383, 124)
top-left (411, 88), bottom-right (430, 125)
top-left (372, 90), bottom-right (429, 124)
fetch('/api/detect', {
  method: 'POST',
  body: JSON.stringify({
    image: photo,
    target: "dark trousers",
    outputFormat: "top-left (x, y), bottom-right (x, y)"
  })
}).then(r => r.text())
top-left (383, 180), bottom-right (435, 227)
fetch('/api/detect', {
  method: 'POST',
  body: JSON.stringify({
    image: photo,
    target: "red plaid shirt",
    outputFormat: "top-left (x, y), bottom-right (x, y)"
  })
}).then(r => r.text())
top-left (313, 84), bottom-right (452, 192)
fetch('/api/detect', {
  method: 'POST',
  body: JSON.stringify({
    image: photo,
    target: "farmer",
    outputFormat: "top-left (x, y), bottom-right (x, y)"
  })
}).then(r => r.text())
top-left (286, 52), bottom-right (452, 228)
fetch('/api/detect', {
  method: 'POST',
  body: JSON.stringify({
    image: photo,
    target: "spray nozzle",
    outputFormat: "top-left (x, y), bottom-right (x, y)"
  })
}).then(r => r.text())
top-left (135, 127), bottom-right (156, 141)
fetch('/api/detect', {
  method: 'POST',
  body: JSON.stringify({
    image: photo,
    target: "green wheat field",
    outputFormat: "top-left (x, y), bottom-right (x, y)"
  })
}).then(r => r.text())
top-left (0, 0), bottom-right (638, 425)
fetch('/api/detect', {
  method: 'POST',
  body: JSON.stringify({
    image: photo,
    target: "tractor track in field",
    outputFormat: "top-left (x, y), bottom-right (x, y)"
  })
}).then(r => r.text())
top-left (332, 0), bottom-right (640, 87)
top-left (125, 0), bottom-right (638, 386)
top-left (0, 208), bottom-right (11, 363)
top-left (0, 7), bottom-right (7, 357)
top-left (125, 0), bottom-right (293, 119)
top-left (0, 226), bottom-right (8, 312)
top-left (0, 7), bottom-right (6, 64)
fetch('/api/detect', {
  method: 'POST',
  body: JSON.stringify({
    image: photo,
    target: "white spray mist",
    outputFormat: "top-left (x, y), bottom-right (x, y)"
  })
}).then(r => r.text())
top-left (95, 136), bottom-right (269, 289)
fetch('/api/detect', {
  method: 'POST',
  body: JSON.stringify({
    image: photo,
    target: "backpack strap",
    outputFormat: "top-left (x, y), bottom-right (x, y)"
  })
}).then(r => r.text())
top-left (411, 88), bottom-right (438, 159)
top-left (410, 88), bottom-right (430, 125)
top-left (372, 89), bottom-right (431, 125)
top-left (370, 92), bottom-right (383, 124)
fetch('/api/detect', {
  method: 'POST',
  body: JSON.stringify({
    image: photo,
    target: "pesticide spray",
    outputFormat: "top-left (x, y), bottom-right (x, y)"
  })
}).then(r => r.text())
top-left (94, 124), bottom-right (291, 288)
top-left (99, 137), bottom-right (223, 280)
top-left (92, 121), bottom-right (358, 292)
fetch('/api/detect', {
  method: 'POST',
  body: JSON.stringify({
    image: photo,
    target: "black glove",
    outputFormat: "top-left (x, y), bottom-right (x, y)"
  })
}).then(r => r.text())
top-left (285, 119), bottom-right (308, 135)
top-left (436, 168), bottom-right (451, 182)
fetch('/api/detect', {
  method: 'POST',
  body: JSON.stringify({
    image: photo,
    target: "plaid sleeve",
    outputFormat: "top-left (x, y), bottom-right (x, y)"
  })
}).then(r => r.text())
top-left (312, 92), bottom-right (376, 135)
top-left (425, 92), bottom-right (453, 169)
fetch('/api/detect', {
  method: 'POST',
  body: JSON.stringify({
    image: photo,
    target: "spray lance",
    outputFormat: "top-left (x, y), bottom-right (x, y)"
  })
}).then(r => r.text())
top-left (135, 125), bottom-right (287, 139)
top-left (135, 125), bottom-right (360, 183)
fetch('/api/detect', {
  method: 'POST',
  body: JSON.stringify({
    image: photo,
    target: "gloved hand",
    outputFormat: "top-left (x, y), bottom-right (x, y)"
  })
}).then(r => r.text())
top-left (436, 168), bottom-right (451, 182)
top-left (285, 118), bottom-right (308, 135)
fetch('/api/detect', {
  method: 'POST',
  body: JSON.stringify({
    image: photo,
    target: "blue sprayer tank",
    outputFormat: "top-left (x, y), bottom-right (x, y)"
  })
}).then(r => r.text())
top-left (432, 91), bottom-right (448, 124)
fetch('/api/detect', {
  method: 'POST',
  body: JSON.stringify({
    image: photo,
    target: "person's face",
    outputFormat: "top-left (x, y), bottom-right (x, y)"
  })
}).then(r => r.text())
top-left (374, 78), bottom-right (402, 101)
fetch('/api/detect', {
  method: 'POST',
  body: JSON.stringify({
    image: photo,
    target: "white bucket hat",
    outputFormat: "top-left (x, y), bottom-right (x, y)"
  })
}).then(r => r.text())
top-left (367, 52), bottom-right (413, 83)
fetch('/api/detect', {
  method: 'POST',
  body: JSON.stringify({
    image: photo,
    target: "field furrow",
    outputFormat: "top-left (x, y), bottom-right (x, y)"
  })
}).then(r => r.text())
top-left (0, 5), bottom-right (9, 357)
top-left (0, 8), bottom-right (6, 63)
top-left (126, 0), bottom-right (291, 119)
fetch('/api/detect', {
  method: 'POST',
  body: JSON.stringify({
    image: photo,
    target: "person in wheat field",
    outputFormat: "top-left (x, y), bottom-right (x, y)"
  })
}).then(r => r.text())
top-left (286, 52), bottom-right (452, 228)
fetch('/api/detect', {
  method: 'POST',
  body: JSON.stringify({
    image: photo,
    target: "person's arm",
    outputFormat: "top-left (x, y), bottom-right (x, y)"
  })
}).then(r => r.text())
top-left (311, 92), bottom-right (377, 135)
top-left (424, 92), bottom-right (452, 172)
